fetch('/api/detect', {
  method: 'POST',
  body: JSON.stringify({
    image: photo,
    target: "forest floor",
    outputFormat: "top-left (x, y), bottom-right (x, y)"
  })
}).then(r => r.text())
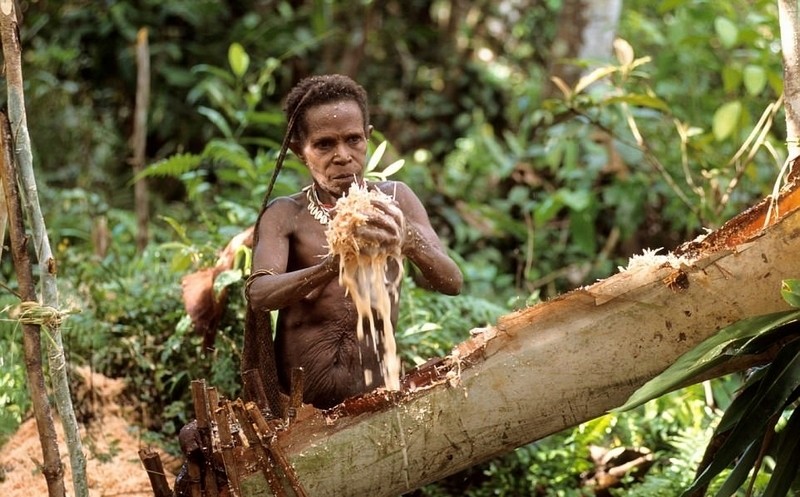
top-left (0, 367), bottom-right (179, 497)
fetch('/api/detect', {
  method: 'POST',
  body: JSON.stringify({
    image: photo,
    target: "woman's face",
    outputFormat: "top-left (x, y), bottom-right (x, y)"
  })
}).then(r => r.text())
top-left (296, 100), bottom-right (371, 199)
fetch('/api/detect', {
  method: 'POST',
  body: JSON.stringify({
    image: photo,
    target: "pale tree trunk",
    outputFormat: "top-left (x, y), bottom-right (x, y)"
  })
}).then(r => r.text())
top-left (171, 179), bottom-right (800, 497)
top-left (779, 0), bottom-right (800, 169)
top-left (0, 2), bottom-right (87, 496)
top-left (132, 27), bottom-right (150, 251)
top-left (547, 0), bottom-right (623, 94)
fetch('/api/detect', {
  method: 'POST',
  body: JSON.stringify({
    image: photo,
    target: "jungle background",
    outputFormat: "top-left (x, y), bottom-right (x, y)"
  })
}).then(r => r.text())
top-left (0, 0), bottom-right (795, 495)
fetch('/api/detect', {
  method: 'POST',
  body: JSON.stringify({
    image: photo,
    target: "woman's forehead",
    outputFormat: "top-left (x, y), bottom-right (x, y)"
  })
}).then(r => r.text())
top-left (304, 100), bottom-right (365, 134)
top-left (305, 100), bottom-right (363, 121)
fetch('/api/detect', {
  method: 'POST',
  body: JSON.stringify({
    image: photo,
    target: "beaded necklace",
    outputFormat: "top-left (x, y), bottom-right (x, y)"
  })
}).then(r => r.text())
top-left (304, 184), bottom-right (335, 225)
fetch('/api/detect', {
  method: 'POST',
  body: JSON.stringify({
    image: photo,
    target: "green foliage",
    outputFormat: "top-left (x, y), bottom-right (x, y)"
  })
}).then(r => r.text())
top-left (616, 279), bottom-right (800, 496)
top-left (2, 0), bottom-right (795, 495)
top-left (0, 295), bottom-right (30, 445)
top-left (397, 276), bottom-right (505, 367)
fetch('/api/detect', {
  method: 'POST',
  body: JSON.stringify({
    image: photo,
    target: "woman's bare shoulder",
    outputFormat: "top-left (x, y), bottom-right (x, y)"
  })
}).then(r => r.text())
top-left (257, 192), bottom-right (306, 231)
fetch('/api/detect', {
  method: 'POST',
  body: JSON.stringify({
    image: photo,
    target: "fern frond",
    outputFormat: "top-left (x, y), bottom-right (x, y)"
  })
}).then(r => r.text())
top-left (133, 153), bottom-right (204, 183)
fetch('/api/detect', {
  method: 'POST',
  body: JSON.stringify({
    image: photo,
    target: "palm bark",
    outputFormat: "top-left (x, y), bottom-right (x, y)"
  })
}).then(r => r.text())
top-left (228, 178), bottom-right (800, 497)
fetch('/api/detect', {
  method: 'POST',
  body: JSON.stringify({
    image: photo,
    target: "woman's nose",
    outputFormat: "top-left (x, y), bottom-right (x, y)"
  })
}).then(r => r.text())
top-left (333, 145), bottom-right (351, 164)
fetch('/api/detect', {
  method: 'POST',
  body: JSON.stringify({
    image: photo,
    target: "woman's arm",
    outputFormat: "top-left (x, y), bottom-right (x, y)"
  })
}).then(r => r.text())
top-left (389, 181), bottom-right (463, 295)
top-left (246, 198), bottom-right (339, 311)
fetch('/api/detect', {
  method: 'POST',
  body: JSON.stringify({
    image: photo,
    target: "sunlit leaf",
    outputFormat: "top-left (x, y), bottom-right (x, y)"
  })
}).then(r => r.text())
top-left (781, 279), bottom-right (800, 308)
top-left (603, 94), bottom-right (670, 112)
top-left (550, 76), bottom-right (572, 99)
top-left (170, 251), bottom-right (194, 273)
top-left (574, 66), bottom-right (618, 95)
top-left (743, 64), bottom-right (767, 96)
top-left (228, 43), bottom-right (250, 78)
top-left (613, 38), bottom-right (635, 66)
top-left (712, 100), bottom-right (742, 141)
top-left (715, 17), bottom-right (738, 49)
top-left (159, 216), bottom-right (190, 244)
top-left (380, 159), bottom-right (406, 178)
top-left (366, 140), bottom-right (387, 173)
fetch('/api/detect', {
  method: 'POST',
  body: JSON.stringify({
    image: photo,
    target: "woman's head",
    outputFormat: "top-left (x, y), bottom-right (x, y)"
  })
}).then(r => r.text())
top-left (285, 75), bottom-right (373, 197)
top-left (284, 74), bottom-right (370, 145)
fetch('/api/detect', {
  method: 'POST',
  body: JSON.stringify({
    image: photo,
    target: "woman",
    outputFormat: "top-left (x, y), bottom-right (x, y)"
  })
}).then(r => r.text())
top-left (246, 74), bottom-right (463, 409)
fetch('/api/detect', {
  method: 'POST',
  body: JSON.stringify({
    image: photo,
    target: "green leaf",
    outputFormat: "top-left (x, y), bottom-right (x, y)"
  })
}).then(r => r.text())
top-left (743, 64), bottom-right (767, 96)
top-left (615, 309), bottom-right (800, 412)
top-left (762, 407), bottom-right (800, 497)
top-left (228, 43), bottom-right (250, 78)
top-left (198, 106), bottom-right (233, 138)
top-left (570, 208), bottom-right (597, 255)
top-left (534, 196), bottom-right (563, 226)
top-left (721, 65), bottom-right (742, 93)
top-left (132, 153), bottom-right (203, 183)
top-left (159, 216), bottom-right (190, 244)
top-left (213, 269), bottom-right (243, 298)
top-left (603, 94), bottom-right (670, 112)
top-left (559, 189), bottom-right (591, 212)
top-left (713, 439), bottom-right (761, 497)
top-left (170, 251), bottom-right (194, 273)
top-left (574, 66), bottom-right (618, 95)
top-left (684, 341), bottom-right (800, 495)
top-left (781, 279), bottom-right (800, 308)
top-left (715, 17), bottom-right (738, 49)
top-left (712, 100), bottom-right (742, 141)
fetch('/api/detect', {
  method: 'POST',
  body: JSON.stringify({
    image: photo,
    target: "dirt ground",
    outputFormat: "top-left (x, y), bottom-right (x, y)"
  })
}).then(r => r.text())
top-left (0, 367), bottom-right (179, 497)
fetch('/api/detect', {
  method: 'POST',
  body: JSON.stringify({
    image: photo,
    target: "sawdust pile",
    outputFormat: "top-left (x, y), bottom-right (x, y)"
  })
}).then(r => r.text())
top-left (0, 367), bottom-right (178, 496)
top-left (326, 182), bottom-right (404, 390)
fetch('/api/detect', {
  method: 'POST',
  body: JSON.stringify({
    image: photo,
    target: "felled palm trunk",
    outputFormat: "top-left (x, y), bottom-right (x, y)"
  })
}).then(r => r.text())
top-left (152, 178), bottom-right (800, 497)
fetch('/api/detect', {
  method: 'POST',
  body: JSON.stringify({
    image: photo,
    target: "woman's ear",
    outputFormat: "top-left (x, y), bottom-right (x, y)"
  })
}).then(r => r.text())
top-left (289, 141), bottom-right (304, 163)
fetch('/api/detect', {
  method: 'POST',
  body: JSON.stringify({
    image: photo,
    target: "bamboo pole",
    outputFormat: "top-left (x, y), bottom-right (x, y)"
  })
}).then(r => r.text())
top-left (0, 114), bottom-right (65, 497)
top-left (0, 3), bottom-right (87, 496)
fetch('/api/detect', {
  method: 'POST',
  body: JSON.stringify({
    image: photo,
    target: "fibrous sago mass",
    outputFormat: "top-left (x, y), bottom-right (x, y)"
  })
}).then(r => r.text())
top-left (325, 182), bottom-right (403, 391)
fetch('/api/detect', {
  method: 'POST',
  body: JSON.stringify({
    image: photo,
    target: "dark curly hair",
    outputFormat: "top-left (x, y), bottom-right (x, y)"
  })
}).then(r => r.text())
top-left (283, 74), bottom-right (370, 144)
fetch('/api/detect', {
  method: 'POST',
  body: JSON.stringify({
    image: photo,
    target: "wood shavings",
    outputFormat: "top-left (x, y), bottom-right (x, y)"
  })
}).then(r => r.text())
top-left (325, 182), bottom-right (404, 391)
top-left (618, 247), bottom-right (692, 272)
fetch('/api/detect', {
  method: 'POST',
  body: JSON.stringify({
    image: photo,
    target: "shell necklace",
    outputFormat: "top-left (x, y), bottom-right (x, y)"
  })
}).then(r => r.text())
top-left (304, 184), bottom-right (335, 225)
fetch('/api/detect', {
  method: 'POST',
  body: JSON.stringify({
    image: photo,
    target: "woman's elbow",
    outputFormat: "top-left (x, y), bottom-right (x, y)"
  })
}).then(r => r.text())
top-left (439, 270), bottom-right (463, 296)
